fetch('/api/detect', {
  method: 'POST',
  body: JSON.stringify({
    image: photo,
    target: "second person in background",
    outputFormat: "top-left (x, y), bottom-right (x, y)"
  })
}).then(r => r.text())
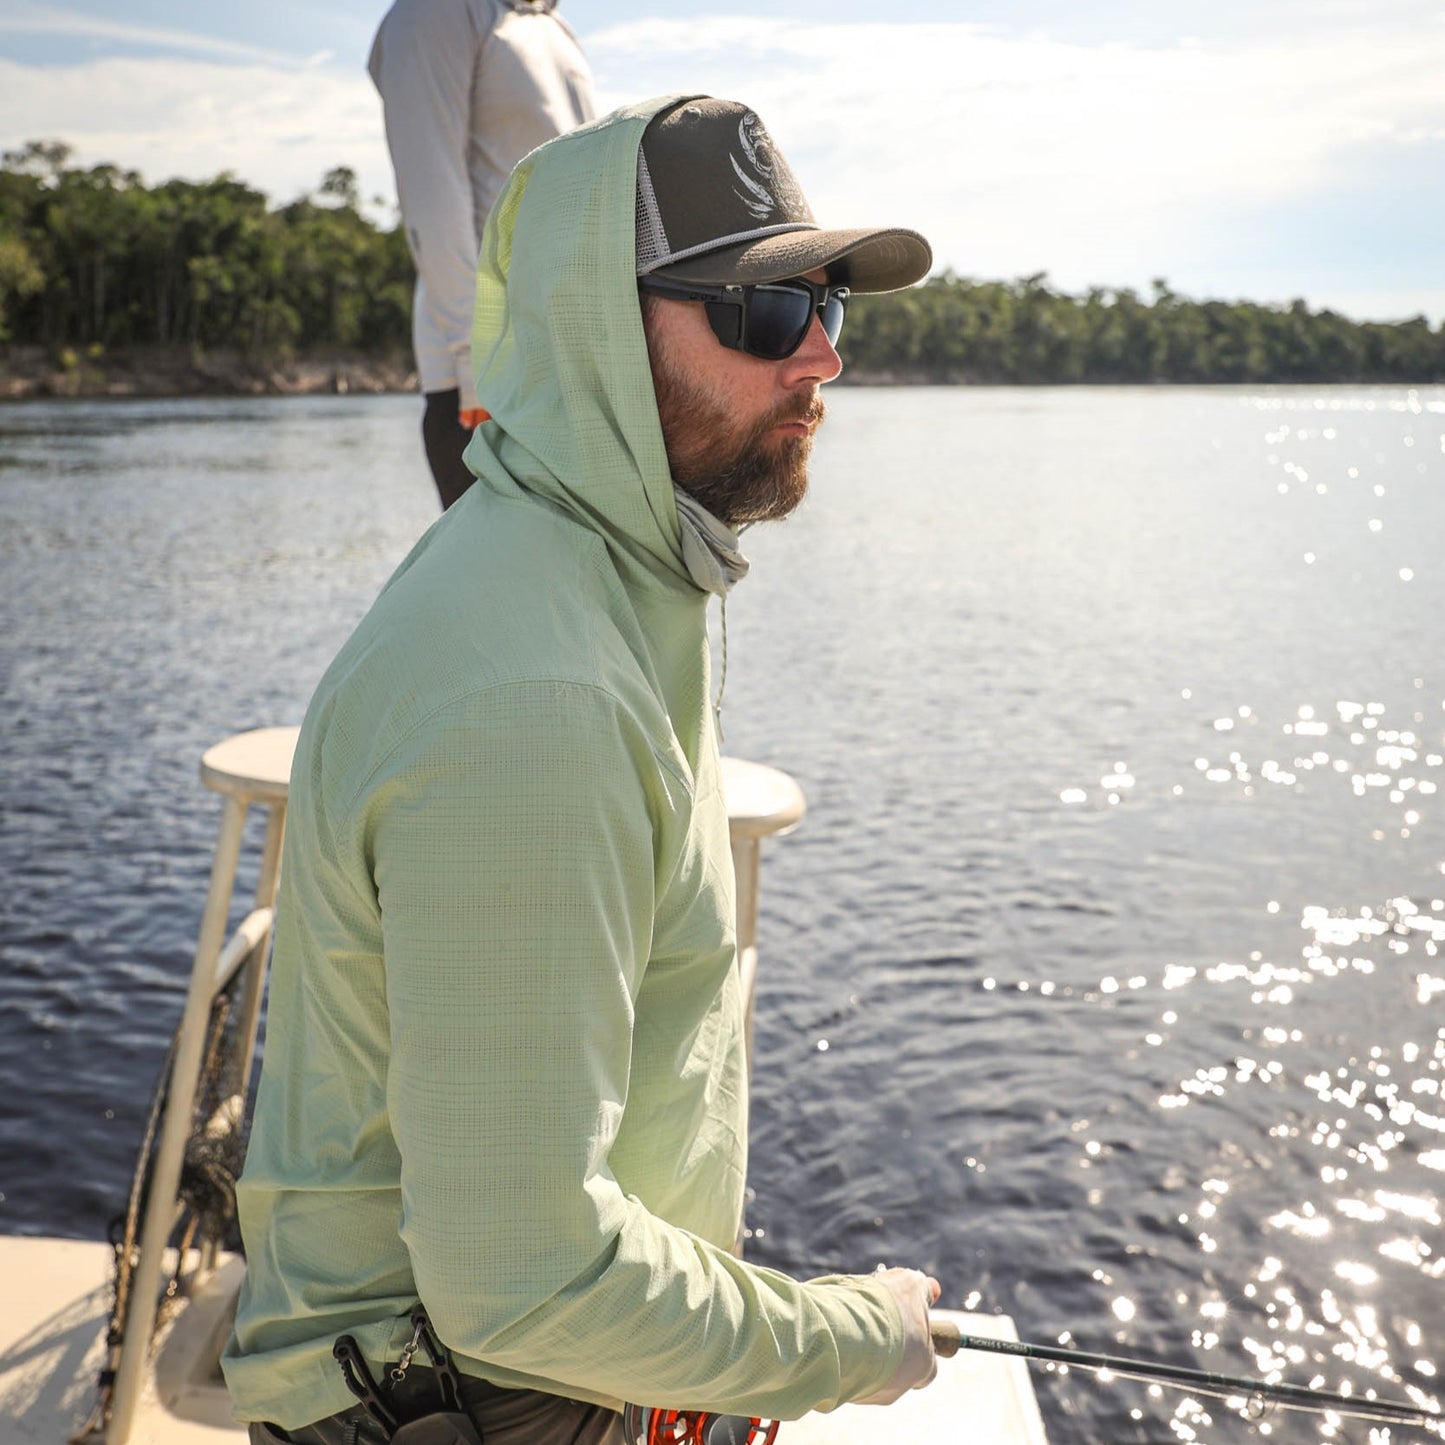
top-left (370, 0), bottom-right (596, 507)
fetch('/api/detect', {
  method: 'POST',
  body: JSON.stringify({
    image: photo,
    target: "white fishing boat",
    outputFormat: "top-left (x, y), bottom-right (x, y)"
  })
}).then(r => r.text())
top-left (0, 728), bottom-right (1049, 1445)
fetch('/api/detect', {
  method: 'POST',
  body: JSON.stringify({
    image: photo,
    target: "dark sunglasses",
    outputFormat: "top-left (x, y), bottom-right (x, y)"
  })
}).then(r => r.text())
top-left (637, 274), bottom-right (850, 361)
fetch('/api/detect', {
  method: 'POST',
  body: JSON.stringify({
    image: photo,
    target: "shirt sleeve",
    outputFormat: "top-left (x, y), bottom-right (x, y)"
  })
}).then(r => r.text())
top-left (361, 683), bottom-right (904, 1418)
top-left (369, 0), bottom-right (484, 405)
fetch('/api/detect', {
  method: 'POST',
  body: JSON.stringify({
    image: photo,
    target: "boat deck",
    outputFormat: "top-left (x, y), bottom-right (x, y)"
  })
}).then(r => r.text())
top-left (0, 1236), bottom-right (1048, 1445)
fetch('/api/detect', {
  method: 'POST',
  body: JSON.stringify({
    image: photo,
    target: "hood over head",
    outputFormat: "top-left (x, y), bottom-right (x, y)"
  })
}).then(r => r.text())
top-left (462, 94), bottom-right (931, 595)
top-left (464, 97), bottom-right (693, 593)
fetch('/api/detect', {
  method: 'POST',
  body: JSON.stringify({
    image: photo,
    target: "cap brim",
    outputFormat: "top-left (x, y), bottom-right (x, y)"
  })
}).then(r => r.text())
top-left (654, 225), bottom-right (932, 294)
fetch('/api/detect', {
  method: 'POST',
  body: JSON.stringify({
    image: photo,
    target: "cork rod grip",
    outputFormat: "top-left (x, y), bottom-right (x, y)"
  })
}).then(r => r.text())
top-left (929, 1317), bottom-right (962, 1358)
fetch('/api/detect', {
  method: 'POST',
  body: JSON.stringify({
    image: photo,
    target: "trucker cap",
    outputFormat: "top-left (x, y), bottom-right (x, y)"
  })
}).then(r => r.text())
top-left (635, 97), bottom-right (931, 295)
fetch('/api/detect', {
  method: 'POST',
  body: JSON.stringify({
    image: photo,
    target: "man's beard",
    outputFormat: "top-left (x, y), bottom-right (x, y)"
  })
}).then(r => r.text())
top-left (649, 340), bottom-right (825, 526)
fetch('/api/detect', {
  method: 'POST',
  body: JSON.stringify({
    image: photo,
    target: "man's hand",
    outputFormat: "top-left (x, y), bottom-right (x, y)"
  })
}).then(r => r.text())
top-left (856, 1267), bottom-right (942, 1405)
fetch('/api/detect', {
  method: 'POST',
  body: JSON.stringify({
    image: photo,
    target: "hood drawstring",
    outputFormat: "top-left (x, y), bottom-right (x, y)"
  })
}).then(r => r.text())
top-left (672, 490), bottom-right (749, 744)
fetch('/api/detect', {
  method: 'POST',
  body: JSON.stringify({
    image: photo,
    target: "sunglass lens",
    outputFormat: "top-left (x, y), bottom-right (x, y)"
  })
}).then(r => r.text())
top-left (819, 291), bottom-right (846, 348)
top-left (744, 286), bottom-right (816, 360)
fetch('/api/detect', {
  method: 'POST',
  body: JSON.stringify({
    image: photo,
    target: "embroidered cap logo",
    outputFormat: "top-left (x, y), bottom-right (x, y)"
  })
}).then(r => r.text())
top-left (729, 111), bottom-right (804, 223)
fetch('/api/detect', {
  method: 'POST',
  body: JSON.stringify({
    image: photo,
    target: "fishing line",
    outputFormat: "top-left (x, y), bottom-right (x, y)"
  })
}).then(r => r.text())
top-left (930, 1318), bottom-right (1444, 1432)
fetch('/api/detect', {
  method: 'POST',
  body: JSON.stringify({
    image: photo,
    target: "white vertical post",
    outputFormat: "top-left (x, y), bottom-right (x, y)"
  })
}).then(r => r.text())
top-left (730, 831), bottom-right (762, 1079)
top-left (107, 794), bottom-right (247, 1445)
top-left (232, 801), bottom-right (286, 1108)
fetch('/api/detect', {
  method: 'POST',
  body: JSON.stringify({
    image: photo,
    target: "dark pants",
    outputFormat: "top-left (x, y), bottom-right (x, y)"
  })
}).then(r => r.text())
top-left (421, 389), bottom-right (477, 511)
top-left (249, 1370), bottom-right (625, 1445)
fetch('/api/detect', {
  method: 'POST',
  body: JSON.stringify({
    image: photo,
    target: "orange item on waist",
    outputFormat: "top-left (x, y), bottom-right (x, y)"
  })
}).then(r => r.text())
top-left (460, 407), bottom-right (491, 428)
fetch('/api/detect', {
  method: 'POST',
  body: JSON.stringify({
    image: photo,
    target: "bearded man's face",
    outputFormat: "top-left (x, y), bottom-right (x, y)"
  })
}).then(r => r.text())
top-left (640, 272), bottom-right (842, 526)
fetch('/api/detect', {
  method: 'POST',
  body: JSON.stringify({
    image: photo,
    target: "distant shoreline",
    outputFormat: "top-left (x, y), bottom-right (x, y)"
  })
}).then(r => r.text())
top-left (0, 345), bottom-right (905, 400)
top-left (0, 345), bottom-right (417, 402)
top-left (0, 346), bottom-right (940, 398)
top-left (3, 344), bottom-right (1442, 402)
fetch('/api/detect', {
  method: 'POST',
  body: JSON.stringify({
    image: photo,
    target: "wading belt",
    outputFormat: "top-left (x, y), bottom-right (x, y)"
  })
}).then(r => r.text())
top-left (333, 1306), bottom-right (481, 1445)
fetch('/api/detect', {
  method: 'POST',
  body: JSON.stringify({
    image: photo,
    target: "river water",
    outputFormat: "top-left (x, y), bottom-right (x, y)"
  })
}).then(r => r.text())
top-left (2, 387), bottom-right (1443, 1443)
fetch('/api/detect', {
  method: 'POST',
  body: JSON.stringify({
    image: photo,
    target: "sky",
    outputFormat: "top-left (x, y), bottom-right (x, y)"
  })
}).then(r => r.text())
top-left (2, 0), bottom-right (1443, 324)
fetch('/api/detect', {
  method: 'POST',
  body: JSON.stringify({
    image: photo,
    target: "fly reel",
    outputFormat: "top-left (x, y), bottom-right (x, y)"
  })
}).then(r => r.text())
top-left (621, 1402), bottom-right (779, 1445)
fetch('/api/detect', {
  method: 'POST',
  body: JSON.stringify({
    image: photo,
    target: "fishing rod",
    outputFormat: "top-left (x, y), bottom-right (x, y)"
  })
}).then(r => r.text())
top-left (623, 1318), bottom-right (1442, 1445)
top-left (930, 1317), bottom-right (1444, 1432)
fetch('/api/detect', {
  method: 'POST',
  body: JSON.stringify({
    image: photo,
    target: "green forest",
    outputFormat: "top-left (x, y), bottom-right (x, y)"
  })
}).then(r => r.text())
top-left (3, 141), bottom-right (1443, 387)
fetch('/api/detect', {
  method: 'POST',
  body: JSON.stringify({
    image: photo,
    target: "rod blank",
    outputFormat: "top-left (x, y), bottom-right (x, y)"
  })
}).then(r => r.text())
top-left (929, 1317), bottom-right (1441, 1431)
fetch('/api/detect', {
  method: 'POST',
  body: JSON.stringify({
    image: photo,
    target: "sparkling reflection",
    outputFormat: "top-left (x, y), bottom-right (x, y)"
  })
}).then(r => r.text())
top-left (1046, 662), bottom-right (1444, 1435)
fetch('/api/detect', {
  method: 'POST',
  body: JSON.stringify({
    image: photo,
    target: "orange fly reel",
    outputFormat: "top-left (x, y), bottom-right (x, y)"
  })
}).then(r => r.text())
top-left (621, 1403), bottom-right (780, 1445)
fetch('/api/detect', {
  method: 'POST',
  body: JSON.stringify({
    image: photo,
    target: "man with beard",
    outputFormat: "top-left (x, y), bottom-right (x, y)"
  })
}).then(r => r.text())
top-left (223, 96), bottom-right (935, 1445)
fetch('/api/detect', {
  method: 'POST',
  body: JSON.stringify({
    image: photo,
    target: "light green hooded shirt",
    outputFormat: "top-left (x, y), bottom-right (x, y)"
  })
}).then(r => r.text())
top-left (222, 96), bottom-right (902, 1426)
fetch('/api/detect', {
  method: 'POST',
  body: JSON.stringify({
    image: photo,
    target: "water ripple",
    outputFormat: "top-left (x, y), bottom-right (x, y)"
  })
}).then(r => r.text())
top-left (6, 388), bottom-right (1445, 1443)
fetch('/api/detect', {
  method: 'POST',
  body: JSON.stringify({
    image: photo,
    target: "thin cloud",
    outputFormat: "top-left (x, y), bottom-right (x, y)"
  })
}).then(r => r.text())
top-left (0, 1), bottom-right (313, 68)
top-left (0, 56), bottom-right (392, 212)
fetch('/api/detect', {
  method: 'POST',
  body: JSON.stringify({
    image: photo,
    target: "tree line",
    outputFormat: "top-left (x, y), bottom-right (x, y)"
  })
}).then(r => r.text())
top-left (843, 274), bottom-right (1445, 384)
top-left (3, 142), bottom-right (1442, 385)
top-left (0, 142), bottom-right (412, 358)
